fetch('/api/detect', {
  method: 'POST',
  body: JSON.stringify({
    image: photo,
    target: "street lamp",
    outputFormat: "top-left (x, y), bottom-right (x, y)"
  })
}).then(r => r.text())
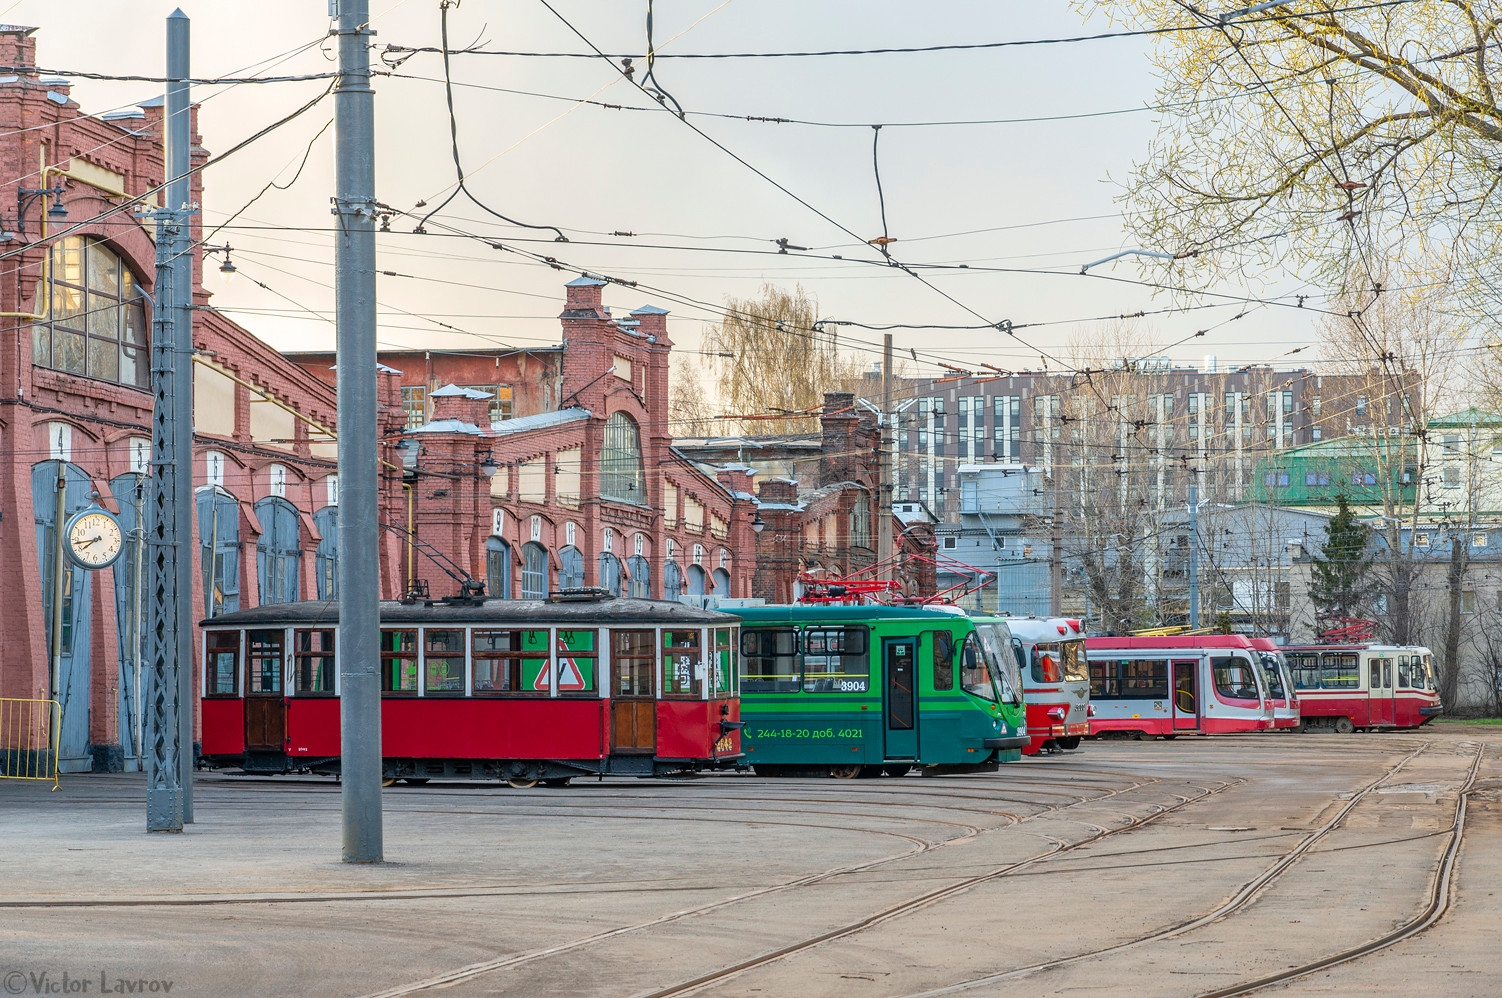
top-left (751, 512), bottom-right (765, 534)
top-left (479, 455), bottom-right (500, 478)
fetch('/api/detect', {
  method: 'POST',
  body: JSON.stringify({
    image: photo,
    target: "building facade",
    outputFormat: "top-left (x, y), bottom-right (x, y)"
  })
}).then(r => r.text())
top-left (899, 363), bottom-right (1402, 519)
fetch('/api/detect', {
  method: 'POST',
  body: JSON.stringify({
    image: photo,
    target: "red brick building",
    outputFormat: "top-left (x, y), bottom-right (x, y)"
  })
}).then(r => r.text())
top-left (290, 346), bottom-right (564, 430)
top-left (0, 26), bottom-right (406, 773)
top-left (677, 393), bottom-right (937, 604)
top-left (401, 278), bottom-right (759, 604)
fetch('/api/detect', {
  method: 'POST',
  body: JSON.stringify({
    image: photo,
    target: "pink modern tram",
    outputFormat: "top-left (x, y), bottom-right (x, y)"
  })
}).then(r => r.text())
top-left (1281, 643), bottom-right (1441, 732)
top-left (1086, 635), bottom-right (1273, 738)
top-left (1249, 637), bottom-right (1300, 730)
top-left (1005, 616), bottom-right (1090, 753)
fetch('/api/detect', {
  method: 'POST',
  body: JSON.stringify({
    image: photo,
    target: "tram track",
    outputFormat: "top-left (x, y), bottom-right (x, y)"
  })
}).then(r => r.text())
top-left (4, 770), bottom-right (1160, 913)
top-left (1195, 740), bottom-right (1487, 998)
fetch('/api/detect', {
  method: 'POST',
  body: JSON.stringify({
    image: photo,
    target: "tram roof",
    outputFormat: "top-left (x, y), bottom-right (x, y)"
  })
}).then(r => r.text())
top-left (731, 604), bottom-right (972, 623)
top-left (200, 597), bottom-right (743, 628)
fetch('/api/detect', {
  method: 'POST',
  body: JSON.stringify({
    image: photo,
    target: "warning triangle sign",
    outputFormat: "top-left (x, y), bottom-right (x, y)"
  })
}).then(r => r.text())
top-left (533, 636), bottom-right (588, 691)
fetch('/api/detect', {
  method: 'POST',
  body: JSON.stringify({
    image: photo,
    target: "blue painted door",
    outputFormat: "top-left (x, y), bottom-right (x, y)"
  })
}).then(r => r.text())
top-left (33, 462), bottom-right (96, 773)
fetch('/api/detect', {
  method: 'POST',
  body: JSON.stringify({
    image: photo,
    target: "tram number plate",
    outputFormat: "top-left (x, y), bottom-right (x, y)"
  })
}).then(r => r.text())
top-left (714, 733), bottom-right (734, 754)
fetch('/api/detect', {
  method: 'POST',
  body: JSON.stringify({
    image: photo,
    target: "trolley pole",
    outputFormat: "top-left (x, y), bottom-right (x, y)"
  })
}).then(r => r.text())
top-left (877, 334), bottom-right (894, 574)
top-left (1189, 484), bottom-right (1200, 629)
top-left (334, 0), bottom-right (384, 863)
top-left (167, 9), bottom-right (195, 823)
top-left (144, 10), bottom-right (191, 833)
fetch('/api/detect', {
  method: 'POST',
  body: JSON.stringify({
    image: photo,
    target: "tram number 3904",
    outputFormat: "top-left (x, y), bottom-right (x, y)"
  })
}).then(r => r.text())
top-left (752, 727), bottom-right (863, 740)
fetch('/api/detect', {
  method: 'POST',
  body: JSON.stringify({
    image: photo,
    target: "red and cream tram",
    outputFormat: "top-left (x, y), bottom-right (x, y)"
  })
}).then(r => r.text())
top-left (199, 591), bottom-right (743, 786)
top-left (1005, 616), bottom-right (1091, 754)
top-left (1282, 643), bottom-right (1441, 732)
top-left (1250, 637), bottom-right (1300, 730)
top-left (1086, 635), bottom-right (1273, 738)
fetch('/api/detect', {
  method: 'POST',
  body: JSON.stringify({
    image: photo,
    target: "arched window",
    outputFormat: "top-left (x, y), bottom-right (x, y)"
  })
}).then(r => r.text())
top-left (600, 412), bottom-right (645, 504)
top-left (197, 487), bottom-right (241, 615)
top-left (486, 536), bottom-right (511, 598)
top-left (32, 236), bottom-right (149, 388)
top-left (521, 542), bottom-right (549, 599)
top-left (712, 567), bottom-right (730, 595)
top-left (851, 491), bottom-right (871, 548)
top-left (254, 497), bottom-right (301, 605)
top-left (598, 551), bottom-right (622, 596)
top-left (559, 545), bottom-right (584, 589)
top-left (313, 506), bottom-right (338, 599)
top-left (663, 559), bottom-right (683, 599)
top-left (626, 554), bottom-right (651, 598)
top-left (686, 564), bottom-right (707, 596)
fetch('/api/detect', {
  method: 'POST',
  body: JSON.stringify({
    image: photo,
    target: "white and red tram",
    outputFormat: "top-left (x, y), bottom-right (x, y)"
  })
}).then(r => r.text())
top-left (1250, 637), bottom-right (1300, 730)
top-left (1004, 616), bottom-right (1090, 754)
top-left (1282, 643), bottom-right (1441, 732)
top-left (1086, 634), bottom-right (1273, 738)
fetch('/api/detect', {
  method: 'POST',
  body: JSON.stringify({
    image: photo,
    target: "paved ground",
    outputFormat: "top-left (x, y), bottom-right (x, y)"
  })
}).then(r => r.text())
top-left (2, 723), bottom-right (1499, 997)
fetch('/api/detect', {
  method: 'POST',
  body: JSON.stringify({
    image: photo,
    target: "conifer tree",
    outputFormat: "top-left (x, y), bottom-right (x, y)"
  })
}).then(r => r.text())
top-left (1309, 494), bottom-right (1374, 621)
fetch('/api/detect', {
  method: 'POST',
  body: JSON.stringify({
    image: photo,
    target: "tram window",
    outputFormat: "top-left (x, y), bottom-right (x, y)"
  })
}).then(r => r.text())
top-left (959, 633), bottom-right (997, 702)
top-left (1287, 653), bottom-right (1320, 690)
top-left (425, 629), bottom-right (465, 694)
top-left (662, 630), bottom-right (704, 697)
top-left (1089, 659), bottom-right (1114, 698)
top-left (930, 630), bottom-right (955, 691)
top-left (293, 629), bottom-right (336, 695)
top-left (1321, 652), bottom-right (1360, 690)
top-left (1031, 646), bottom-right (1062, 684)
top-left (802, 627), bottom-right (870, 694)
top-left (472, 630), bottom-right (549, 694)
top-left (1057, 642), bottom-right (1089, 683)
top-left (712, 628), bottom-right (736, 697)
top-left (1368, 658), bottom-right (1381, 688)
top-left (1397, 656), bottom-right (1412, 689)
top-left (1212, 656), bottom-right (1261, 700)
top-left (380, 629), bottom-right (419, 694)
top-left (741, 627), bottom-right (800, 693)
top-left (557, 629), bottom-right (598, 695)
top-left (206, 631), bottom-right (239, 696)
top-left (1120, 659), bottom-right (1169, 699)
top-left (246, 629), bottom-right (283, 694)
top-left (1259, 655), bottom-right (1286, 698)
top-left (613, 629), bottom-right (656, 697)
top-left (1423, 656), bottom-right (1437, 691)
top-left (980, 625), bottom-right (1021, 703)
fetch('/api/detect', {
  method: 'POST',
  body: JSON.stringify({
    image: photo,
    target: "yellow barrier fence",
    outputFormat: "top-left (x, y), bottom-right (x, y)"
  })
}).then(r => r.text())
top-left (0, 698), bottom-right (60, 789)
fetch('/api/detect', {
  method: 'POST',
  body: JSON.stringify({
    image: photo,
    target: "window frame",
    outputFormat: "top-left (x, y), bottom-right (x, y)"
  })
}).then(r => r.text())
top-left (471, 628), bottom-right (551, 695)
top-left (380, 628), bottom-right (420, 695)
top-left (32, 235), bottom-right (150, 388)
top-left (205, 630), bottom-right (241, 697)
top-left (292, 628), bottom-right (337, 695)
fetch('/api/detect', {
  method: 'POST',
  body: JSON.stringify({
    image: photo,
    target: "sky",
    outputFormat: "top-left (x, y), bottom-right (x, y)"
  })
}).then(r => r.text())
top-left (11, 1), bottom-right (1324, 384)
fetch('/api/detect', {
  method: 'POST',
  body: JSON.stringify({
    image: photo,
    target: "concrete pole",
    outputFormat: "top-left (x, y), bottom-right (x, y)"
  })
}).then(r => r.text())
top-left (877, 334), bottom-right (893, 576)
top-left (334, 0), bottom-right (383, 863)
top-left (166, 8), bottom-right (194, 822)
top-left (1189, 484), bottom-right (1200, 628)
top-left (50, 459), bottom-right (66, 756)
top-left (1050, 475), bottom-right (1062, 616)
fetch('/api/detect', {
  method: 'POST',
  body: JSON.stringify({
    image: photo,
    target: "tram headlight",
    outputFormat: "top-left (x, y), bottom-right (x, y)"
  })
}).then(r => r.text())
top-left (1047, 707), bottom-right (1066, 722)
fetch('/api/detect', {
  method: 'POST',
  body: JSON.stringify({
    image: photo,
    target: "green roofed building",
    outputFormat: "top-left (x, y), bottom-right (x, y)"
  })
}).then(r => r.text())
top-left (1251, 434), bottom-right (1417, 512)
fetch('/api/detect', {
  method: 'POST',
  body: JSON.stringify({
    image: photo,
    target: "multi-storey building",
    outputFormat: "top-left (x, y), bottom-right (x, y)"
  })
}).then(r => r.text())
top-left (897, 362), bottom-right (1408, 519)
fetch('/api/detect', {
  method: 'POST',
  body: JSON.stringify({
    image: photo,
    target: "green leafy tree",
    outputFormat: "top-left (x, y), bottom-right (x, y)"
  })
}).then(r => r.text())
top-left (1309, 494), bottom-right (1374, 620)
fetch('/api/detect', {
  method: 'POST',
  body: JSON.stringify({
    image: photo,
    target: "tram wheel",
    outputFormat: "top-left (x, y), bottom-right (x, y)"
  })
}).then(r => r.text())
top-left (751, 764), bottom-right (784, 778)
top-left (882, 765), bottom-right (912, 778)
top-left (858, 765), bottom-right (884, 779)
top-left (403, 778), bottom-right (429, 786)
top-left (506, 777), bottom-right (540, 789)
top-left (1334, 717), bottom-right (1356, 734)
top-left (829, 765), bottom-right (863, 780)
top-left (1161, 734), bottom-right (1178, 741)
top-left (541, 777), bottom-right (572, 788)
top-left (381, 778), bottom-right (397, 787)
top-left (1055, 737), bottom-right (1081, 750)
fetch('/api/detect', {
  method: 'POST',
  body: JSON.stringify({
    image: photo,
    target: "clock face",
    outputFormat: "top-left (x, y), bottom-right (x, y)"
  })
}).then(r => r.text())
top-left (66, 510), bottom-right (124, 570)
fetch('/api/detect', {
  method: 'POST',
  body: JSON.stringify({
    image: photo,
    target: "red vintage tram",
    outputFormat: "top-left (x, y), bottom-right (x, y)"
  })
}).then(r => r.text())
top-left (1282, 643), bottom-right (1441, 732)
top-left (199, 591), bottom-right (743, 786)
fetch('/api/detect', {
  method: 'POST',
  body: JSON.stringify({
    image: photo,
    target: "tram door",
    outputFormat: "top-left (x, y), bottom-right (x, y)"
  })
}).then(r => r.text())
top-left (610, 629), bottom-right (657, 753)
top-left (884, 637), bottom-right (918, 759)
top-left (244, 629), bottom-right (286, 752)
top-left (1369, 656), bottom-right (1394, 726)
top-left (1172, 659), bottom-right (1199, 730)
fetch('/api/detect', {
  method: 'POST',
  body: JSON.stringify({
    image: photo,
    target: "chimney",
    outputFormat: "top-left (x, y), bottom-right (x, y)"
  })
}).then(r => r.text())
top-left (0, 25), bottom-right (39, 80)
top-left (630, 304), bottom-right (671, 346)
top-left (715, 466), bottom-right (754, 496)
top-left (819, 391), bottom-right (860, 486)
top-left (563, 275), bottom-right (607, 316)
top-left (428, 384), bottom-right (494, 428)
top-left (757, 478), bottom-right (799, 504)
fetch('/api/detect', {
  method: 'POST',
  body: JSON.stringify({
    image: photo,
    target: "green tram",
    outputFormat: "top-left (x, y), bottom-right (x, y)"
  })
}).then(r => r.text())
top-left (735, 605), bottom-right (1030, 777)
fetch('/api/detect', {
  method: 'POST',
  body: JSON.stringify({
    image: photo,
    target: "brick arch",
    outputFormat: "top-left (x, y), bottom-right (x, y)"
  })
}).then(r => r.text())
top-left (18, 207), bottom-right (157, 312)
